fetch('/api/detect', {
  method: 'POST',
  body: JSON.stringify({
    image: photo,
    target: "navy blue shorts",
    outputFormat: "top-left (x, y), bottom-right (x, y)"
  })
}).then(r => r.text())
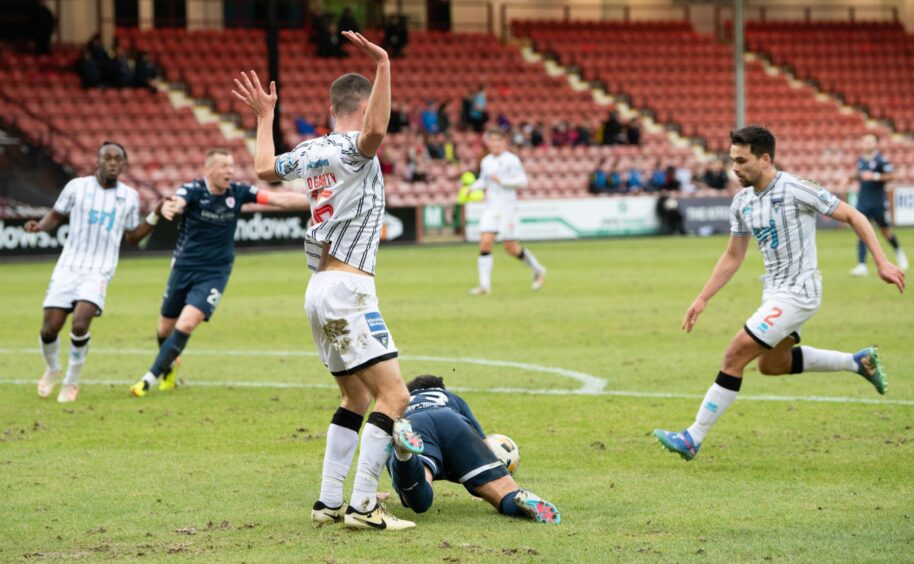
top-left (160, 267), bottom-right (231, 321)
top-left (406, 409), bottom-right (509, 493)
top-left (857, 201), bottom-right (889, 228)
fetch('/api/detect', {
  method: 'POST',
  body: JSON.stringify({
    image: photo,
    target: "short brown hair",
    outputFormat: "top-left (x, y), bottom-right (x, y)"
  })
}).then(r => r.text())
top-left (205, 148), bottom-right (231, 166)
top-left (730, 125), bottom-right (775, 163)
top-left (330, 73), bottom-right (372, 117)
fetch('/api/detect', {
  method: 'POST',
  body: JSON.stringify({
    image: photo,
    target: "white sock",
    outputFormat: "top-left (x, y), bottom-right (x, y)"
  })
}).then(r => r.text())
top-left (350, 423), bottom-right (392, 513)
top-left (686, 383), bottom-right (739, 444)
top-left (318, 424), bottom-right (360, 508)
top-left (142, 372), bottom-right (157, 386)
top-left (64, 332), bottom-right (90, 386)
top-left (520, 248), bottom-right (544, 274)
top-left (799, 346), bottom-right (857, 373)
top-left (40, 335), bottom-right (60, 372)
top-left (478, 253), bottom-right (493, 290)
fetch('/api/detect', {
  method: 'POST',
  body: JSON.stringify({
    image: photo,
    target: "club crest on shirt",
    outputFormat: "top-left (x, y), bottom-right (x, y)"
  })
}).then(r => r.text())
top-left (771, 197), bottom-right (783, 214)
top-left (364, 312), bottom-right (389, 348)
top-left (225, 196), bottom-right (235, 209)
top-left (742, 204), bottom-right (753, 217)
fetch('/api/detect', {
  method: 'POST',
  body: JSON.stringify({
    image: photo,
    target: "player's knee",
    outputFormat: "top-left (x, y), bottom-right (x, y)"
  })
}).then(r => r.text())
top-left (39, 328), bottom-right (59, 343)
top-left (70, 318), bottom-right (91, 337)
top-left (411, 496), bottom-right (432, 513)
top-left (757, 359), bottom-right (779, 375)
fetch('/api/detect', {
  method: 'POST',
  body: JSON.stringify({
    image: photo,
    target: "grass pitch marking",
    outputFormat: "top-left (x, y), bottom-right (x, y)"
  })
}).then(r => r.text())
top-left (1, 347), bottom-right (912, 406)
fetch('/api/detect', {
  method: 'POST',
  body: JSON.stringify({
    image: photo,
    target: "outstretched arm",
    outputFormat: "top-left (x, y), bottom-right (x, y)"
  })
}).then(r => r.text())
top-left (24, 210), bottom-right (67, 233)
top-left (255, 189), bottom-right (310, 210)
top-left (682, 235), bottom-right (751, 333)
top-left (342, 31), bottom-right (390, 158)
top-left (233, 70), bottom-right (280, 182)
top-left (831, 201), bottom-right (905, 292)
top-left (124, 200), bottom-right (166, 245)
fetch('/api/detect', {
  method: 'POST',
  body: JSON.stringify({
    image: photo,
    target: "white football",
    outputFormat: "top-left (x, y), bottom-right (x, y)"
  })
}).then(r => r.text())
top-left (485, 433), bottom-right (520, 476)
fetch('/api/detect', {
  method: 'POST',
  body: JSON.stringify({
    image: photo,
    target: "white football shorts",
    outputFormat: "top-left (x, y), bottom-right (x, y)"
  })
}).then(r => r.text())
top-left (43, 266), bottom-right (108, 316)
top-left (478, 205), bottom-right (520, 241)
top-left (304, 271), bottom-right (398, 376)
top-left (744, 289), bottom-right (821, 349)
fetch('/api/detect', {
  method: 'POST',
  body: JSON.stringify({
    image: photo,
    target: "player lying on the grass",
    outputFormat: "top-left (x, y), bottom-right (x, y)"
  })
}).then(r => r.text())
top-left (233, 31), bottom-right (424, 531)
top-left (28, 141), bottom-right (161, 403)
top-left (130, 148), bottom-right (309, 397)
top-left (468, 128), bottom-right (546, 295)
top-left (654, 125), bottom-right (906, 462)
top-left (849, 133), bottom-right (908, 276)
top-left (386, 375), bottom-right (560, 524)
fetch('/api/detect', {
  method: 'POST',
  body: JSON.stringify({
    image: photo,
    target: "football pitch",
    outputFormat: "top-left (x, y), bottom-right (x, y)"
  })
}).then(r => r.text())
top-left (1, 229), bottom-right (912, 562)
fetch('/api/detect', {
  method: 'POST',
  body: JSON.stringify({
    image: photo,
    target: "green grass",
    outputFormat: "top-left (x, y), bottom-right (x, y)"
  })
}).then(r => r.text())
top-left (1, 229), bottom-right (912, 562)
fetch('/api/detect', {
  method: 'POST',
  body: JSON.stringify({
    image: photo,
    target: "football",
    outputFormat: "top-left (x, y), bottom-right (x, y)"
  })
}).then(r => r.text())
top-left (485, 434), bottom-right (520, 476)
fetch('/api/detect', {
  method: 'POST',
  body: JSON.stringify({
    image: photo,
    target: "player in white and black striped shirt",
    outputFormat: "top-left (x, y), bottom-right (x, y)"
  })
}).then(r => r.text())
top-left (653, 126), bottom-right (906, 461)
top-left (26, 142), bottom-right (162, 403)
top-left (234, 31), bottom-right (423, 531)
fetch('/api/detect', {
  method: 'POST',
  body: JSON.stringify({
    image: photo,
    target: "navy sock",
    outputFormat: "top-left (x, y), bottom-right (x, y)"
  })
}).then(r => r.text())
top-left (499, 490), bottom-right (522, 517)
top-left (888, 236), bottom-right (899, 250)
top-left (390, 456), bottom-right (433, 513)
top-left (857, 239), bottom-right (867, 264)
top-left (150, 329), bottom-right (189, 377)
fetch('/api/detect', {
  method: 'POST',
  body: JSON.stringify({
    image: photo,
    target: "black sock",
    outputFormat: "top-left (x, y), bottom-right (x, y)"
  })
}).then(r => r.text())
top-left (790, 347), bottom-right (804, 374)
top-left (366, 411), bottom-right (394, 435)
top-left (888, 236), bottom-right (899, 250)
top-left (715, 371), bottom-right (742, 392)
top-left (150, 329), bottom-right (190, 378)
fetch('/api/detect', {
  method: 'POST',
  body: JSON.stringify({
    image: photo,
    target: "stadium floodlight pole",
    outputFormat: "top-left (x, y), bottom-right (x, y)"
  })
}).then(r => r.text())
top-left (733, 0), bottom-right (746, 129)
top-left (266, 0), bottom-right (285, 154)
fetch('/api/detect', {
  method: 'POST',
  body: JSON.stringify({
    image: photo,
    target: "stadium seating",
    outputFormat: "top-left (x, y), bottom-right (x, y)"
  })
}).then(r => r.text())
top-left (0, 46), bottom-right (256, 205)
top-left (512, 19), bottom-right (914, 190)
top-left (114, 27), bottom-right (694, 205)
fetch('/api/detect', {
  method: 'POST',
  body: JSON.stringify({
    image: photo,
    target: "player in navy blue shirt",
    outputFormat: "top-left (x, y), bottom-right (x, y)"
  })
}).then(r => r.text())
top-left (131, 148), bottom-right (309, 396)
top-left (850, 134), bottom-right (908, 276)
top-left (386, 375), bottom-right (560, 524)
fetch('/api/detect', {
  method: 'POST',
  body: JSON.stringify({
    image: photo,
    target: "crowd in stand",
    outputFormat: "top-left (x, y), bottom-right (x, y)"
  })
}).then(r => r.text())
top-left (589, 158), bottom-right (732, 194)
top-left (312, 8), bottom-right (409, 59)
top-left (74, 33), bottom-right (156, 90)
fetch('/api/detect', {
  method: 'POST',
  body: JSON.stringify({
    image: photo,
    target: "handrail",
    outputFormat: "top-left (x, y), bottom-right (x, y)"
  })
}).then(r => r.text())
top-left (502, 2), bottom-right (691, 42)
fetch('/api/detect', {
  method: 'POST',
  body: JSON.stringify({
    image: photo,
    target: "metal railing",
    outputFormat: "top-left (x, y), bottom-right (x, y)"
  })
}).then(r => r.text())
top-left (501, 2), bottom-right (691, 41)
top-left (715, 3), bottom-right (900, 31)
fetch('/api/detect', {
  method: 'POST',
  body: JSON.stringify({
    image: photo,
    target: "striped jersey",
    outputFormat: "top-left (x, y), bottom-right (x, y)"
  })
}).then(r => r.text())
top-left (275, 131), bottom-right (384, 274)
top-left (729, 171), bottom-right (840, 298)
top-left (52, 175), bottom-right (141, 278)
top-left (472, 151), bottom-right (528, 210)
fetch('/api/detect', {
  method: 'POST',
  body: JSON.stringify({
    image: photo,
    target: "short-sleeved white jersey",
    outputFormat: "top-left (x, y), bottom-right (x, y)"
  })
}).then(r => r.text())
top-left (275, 131), bottom-right (384, 274)
top-left (474, 151), bottom-right (528, 210)
top-left (53, 176), bottom-right (141, 278)
top-left (729, 171), bottom-right (840, 298)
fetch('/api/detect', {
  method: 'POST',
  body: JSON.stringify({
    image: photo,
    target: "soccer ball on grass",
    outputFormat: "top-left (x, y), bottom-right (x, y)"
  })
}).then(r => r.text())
top-left (485, 433), bottom-right (519, 476)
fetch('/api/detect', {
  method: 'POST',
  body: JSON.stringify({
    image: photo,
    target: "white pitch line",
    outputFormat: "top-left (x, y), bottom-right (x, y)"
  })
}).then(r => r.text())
top-left (1, 348), bottom-right (912, 406)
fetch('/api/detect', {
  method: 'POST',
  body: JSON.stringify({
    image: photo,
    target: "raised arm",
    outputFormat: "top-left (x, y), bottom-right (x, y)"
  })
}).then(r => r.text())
top-left (255, 189), bottom-right (311, 210)
top-left (342, 31), bottom-right (390, 158)
top-left (233, 71), bottom-right (280, 182)
top-left (831, 201), bottom-right (905, 292)
top-left (682, 235), bottom-right (751, 333)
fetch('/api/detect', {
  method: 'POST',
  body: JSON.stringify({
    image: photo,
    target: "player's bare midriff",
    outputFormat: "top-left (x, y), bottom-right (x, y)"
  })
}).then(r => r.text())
top-left (316, 242), bottom-right (372, 277)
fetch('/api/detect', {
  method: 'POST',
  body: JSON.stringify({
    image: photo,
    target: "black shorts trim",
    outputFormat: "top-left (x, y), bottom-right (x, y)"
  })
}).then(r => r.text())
top-left (331, 351), bottom-right (399, 377)
top-left (743, 324), bottom-right (772, 349)
top-left (44, 300), bottom-right (103, 317)
top-left (789, 331), bottom-right (801, 344)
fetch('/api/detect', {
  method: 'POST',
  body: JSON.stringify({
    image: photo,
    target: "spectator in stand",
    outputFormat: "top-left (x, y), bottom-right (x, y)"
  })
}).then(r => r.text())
top-left (295, 116), bottom-right (317, 137)
top-left (383, 15), bottom-right (408, 58)
top-left (575, 120), bottom-right (592, 147)
top-left (551, 121), bottom-right (570, 147)
top-left (625, 118), bottom-right (641, 146)
top-left (602, 112), bottom-right (623, 146)
top-left (703, 159), bottom-right (729, 190)
top-left (589, 159), bottom-right (609, 194)
top-left (29, 0), bottom-right (55, 55)
top-left (405, 133), bottom-right (430, 182)
top-left (657, 191), bottom-right (685, 235)
top-left (317, 19), bottom-right (347, 58)
top-left (388, 101), bottom-right (410, 134)
top-left (133, 51), bottom-right (157, 90)
top-left (426, 133), bottom-right (445, 160)
top-left (75, 50), bottom-right (103, 88)
top-left (421, 100), bottom-right (439, 134)
top-left (107, 45), bottom-right (133, 88)
top-left (466, 85), bottom-right (488, 133)
top-left (664, 166), bottom-right (680, 191)
top-left (442, 133), bottom-right (458, 163)
top-left (530, 122), bottom-right (545, 147)
top-left (607, 161), bottom-right (623, 192)
top-left (627, 167), bottom-right (645, 192)
top-left (338, 7), bottom-right (360, 35)
top-left (87, 33), bottom-right (109, 65)
top-left (437, 101), bottom-right (451, 133)
top-left (648, 160), bottom-right (667, 191)
top-left (510, 126), bottom-right (526, 148)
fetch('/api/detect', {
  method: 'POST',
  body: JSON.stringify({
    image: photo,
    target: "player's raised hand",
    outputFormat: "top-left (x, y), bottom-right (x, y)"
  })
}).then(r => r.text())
top-left (162, 196), bottom-right (182, 221)
top-left (876, 262), bottom-right (906, 293)
top-left (342, 31), bottom-right (389, 63)
top-left (232, 70), bottom-right (277, 118)
top-left (682, 297), bottom-right (707, 333)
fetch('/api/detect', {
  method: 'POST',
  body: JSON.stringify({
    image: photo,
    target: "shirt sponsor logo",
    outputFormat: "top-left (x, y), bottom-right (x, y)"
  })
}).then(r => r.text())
top-left (307, 158), bottom-right (330, 169)
top-left (88, 208), bottom-right (117, 232)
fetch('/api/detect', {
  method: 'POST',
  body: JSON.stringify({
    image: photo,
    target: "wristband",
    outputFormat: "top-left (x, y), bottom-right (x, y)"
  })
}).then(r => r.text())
top-left (256, 191), bottom-right (271, 205)
top-left (145, 212), bottom-right (160, 226)
top-left (873, 172), bottom-right (881, 181)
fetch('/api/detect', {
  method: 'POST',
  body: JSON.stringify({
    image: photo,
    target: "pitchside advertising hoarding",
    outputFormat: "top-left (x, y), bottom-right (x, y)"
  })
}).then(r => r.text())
top-left (464, 197), bottom-right (661, 241)
top-left (894, 187), bottom-right (914, 226)
top-left (0, 208), bottom-right (417, 256)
